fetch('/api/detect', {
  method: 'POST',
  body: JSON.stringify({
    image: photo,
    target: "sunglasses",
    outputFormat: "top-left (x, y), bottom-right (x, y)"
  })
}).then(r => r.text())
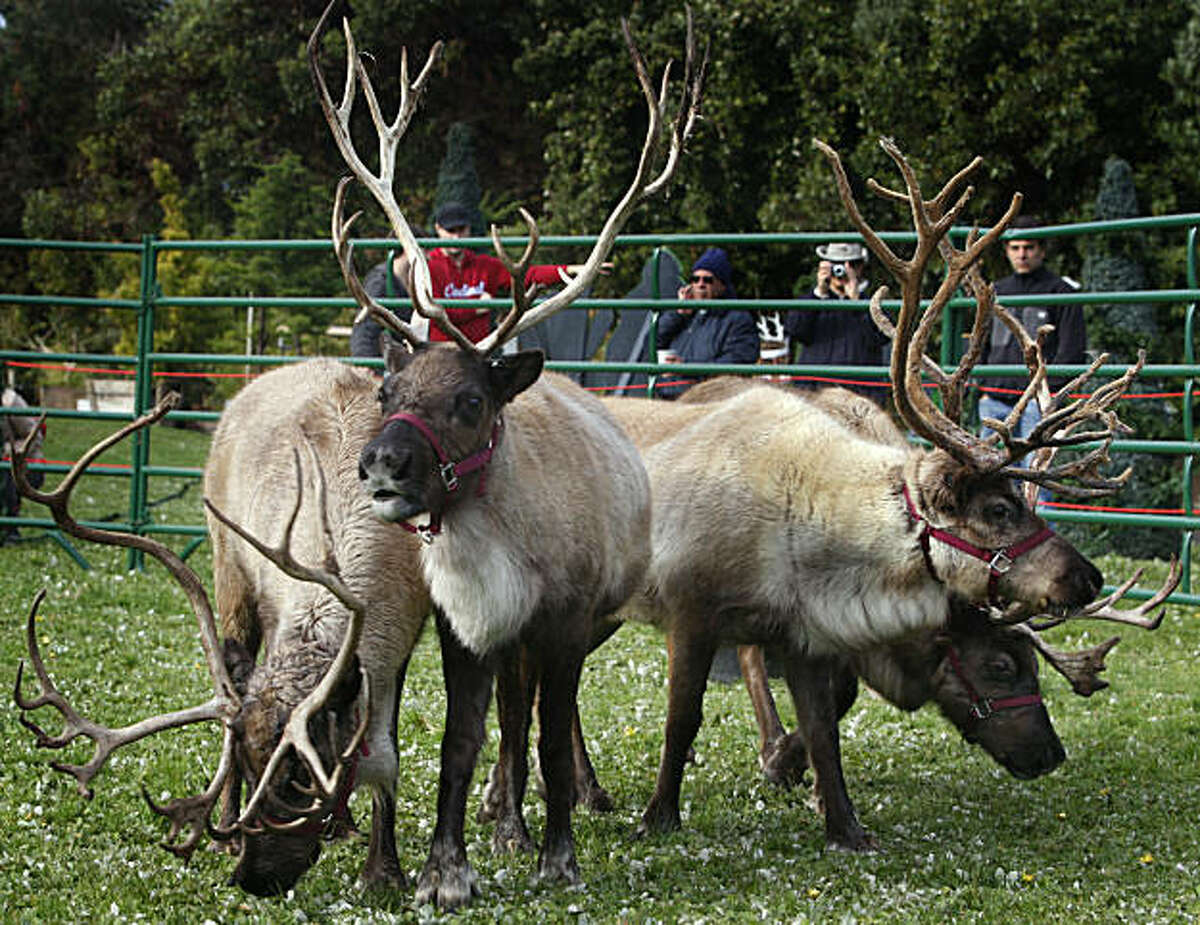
top-left (690, 274), bottom-right (716, 284)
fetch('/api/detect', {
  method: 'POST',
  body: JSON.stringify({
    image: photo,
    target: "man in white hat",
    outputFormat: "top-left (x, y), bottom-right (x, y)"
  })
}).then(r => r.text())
top-left (782, 241), bottom-right (888, 403)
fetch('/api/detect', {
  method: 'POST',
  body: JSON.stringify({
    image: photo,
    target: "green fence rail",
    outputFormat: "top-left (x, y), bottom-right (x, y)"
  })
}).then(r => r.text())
top-left (1, 218), bottom-right (1197, 604)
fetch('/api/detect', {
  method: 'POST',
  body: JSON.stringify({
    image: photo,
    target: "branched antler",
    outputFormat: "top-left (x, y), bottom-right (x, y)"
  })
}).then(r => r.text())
top-left (11, 394), bottom-right (241, 858)
top-left (815, 137), bottom-right (1145, 494)
top-left (310, 0), bottom-right (707, 355)
top-left (1013, 558), bottom-right (1180, 695)
top-left (12, 395), bottom-right (371, 855)
top-left (203, 438), bottom-right (369, 831)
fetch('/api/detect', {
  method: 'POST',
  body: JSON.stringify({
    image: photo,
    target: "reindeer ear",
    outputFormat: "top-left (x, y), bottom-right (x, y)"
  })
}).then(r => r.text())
top-left (487, 350), bottom-right (544, 406)
top-left (222, 638), bottom-right (255, 695)
top-left (382, 336), bottom-right (417, 376)
top-left (921, 454), bottom-right (968, 517)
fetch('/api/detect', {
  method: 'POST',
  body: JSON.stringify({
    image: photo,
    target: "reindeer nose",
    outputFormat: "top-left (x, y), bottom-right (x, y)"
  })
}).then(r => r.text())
top-left (360, 440), bottom-right (413, 483)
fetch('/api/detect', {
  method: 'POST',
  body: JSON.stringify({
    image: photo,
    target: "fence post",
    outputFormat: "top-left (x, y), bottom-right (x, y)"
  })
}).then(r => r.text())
top-left (126, 234), bottom-right (158, 571)
top-left (1181, 226), bottom-right (1197, 592)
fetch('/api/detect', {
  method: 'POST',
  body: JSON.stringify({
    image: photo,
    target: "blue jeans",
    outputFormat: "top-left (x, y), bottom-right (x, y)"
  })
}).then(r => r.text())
top-left (978, 393), bottom-right (1050, 506)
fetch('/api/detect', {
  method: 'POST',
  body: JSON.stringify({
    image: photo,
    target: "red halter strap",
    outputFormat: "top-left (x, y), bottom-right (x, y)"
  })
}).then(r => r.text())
top-left (945, 644), bottom-right (1043, 724)
top-left (383, 411), bottom-right (503, 542)
top-left (901, 483), bottom-right (1054, 606)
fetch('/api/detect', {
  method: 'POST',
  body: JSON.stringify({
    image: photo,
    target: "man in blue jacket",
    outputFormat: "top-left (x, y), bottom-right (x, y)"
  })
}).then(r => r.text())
top-left (784, 241), bottom-right (889, 404)
top-left (655, 247), bottom-right (759, 398)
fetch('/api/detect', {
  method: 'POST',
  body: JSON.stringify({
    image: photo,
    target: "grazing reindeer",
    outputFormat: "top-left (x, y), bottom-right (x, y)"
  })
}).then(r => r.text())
top-left (204, 358), bottom-right (429, 893)
top-left (12, 395), bottom-right (378, 895)
top-left (481, 376), bottom-right (1172, 851)
top-left (307, 0), bottom-right (704, 908)
top-left (613, 139), bottom-right (1151, 849)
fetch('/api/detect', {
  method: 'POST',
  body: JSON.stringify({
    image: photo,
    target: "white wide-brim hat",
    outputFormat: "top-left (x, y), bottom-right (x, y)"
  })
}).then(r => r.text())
top-left (815, 242), bottom-right (868, 263)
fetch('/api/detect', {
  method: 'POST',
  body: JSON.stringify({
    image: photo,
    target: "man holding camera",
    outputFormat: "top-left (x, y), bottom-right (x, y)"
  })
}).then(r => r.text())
top-left (783, 241), bottom-right (889, 403)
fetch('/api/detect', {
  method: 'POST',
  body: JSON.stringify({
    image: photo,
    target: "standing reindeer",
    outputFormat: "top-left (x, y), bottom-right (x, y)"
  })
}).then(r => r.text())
top-left (12, 394), bottom-right (382, 895)
top-left (479, 380), bottom-right (1170, 851)
top-left (204, 358), bottom-right (429, 894)
top-left (307, 0), bottom-right (705, 909)
top-left (613, 139), bottom-right (1148, 849)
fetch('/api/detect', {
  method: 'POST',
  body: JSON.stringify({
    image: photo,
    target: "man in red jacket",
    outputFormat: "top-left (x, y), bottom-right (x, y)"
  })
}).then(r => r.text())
top-left (424, 201), bottom-right (605, 343)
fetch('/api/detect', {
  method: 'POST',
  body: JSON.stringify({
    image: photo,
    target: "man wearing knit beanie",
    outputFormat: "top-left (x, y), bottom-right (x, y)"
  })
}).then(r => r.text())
top-left (655, 247), bottom-right (758, 398)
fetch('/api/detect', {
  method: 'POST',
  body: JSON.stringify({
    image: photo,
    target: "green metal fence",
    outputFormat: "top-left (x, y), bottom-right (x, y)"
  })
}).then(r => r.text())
top-left (1, 218), bottom-right (1197, 603)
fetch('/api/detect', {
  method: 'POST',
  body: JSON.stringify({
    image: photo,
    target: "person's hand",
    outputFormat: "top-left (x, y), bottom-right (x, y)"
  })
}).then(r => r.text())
top-left (815, 260), bottom-right (833, 297)
top-left (841, 262), bottom-right (861, 297)
top-left (676, 284), bottom-right (697, 309)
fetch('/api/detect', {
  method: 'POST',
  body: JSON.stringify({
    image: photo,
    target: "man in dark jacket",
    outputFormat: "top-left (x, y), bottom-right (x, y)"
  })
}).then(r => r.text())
top-left (655, 247), bottom-right (759, 398)
top-left (783, 241), bottom-right (889, 403)
top-left (979, 215), bottom-right (1085, 439)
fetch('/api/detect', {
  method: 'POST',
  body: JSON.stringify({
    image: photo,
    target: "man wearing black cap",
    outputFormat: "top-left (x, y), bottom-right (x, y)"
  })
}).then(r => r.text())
top-left (352, 200), bottom-right (605, 353)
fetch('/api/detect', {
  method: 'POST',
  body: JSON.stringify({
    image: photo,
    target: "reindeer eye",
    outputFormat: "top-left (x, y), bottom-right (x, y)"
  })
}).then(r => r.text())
top-left (985, 653), bottom-right (1017, 680)
top-left (455, 392), bottom-right (485, 425)
top-left (985, 499), bottom-right (1015, 524)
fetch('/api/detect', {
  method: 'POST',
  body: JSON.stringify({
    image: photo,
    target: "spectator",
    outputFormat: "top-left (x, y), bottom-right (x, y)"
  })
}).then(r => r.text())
top-left (783, 241), bottom-right (888, 403)
top-left (655, 247), bottom-right (759, 398)
top-left (980, 215), bottom-right (1085, 439)
top-left (1, 385), bottom-right (45, 543)
top-left (350, 201), bottom-right (607, 355)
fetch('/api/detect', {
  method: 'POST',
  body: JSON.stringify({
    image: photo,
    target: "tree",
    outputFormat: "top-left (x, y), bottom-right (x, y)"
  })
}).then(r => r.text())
top-left (1067, 157), bottom-right (1179, 560)
top-left (435, 122), bottom-right (485, 234)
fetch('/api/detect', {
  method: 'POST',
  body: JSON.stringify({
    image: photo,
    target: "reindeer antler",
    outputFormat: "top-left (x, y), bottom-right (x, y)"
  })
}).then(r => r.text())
top-left (202, 438), bottom-right (370, 831)
top-left (1012, 558), bottom-right (1180, 695)
top-left (815, 138), bottom-right (1145, 492)
top-left (310, 0), bottom-right (707, 355)
top-left (12, 396), bottom-right (372, 854)
top-left (11, 394), bottom-right (241, 858)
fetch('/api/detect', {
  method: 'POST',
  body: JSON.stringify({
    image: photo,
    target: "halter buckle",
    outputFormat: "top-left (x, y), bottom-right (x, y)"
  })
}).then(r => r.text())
top-left (439, 461), bottom-right (460, 493)
top-left (969, 699), bottom-right (995, 721)
top-left (988, 551), bottom-right (1014, 574)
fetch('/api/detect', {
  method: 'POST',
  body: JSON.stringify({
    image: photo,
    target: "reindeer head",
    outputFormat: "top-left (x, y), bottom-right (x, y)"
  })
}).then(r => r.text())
top-left (11, 396), bottom-right (371, 896)
top-left (929, 601), bottom-right (1064, 779)
top-left (221, 639), bottom-right (364, 896)
top-left (359, 341), bottom-right (543, 527)
top-left (304, 1), bottom-right (705, 538)
top-left (813, 138), bottom-right (1147, 618)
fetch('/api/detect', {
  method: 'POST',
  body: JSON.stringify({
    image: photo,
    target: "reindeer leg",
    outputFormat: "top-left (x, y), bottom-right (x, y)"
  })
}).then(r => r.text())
top-left (362, 784), bottom-right (404, 889)
top-left (738, 645), bottom-right (807, 788)
top-left (639, 625), bottom-right (717, 835)
top-left (416, 610), bottom-right (493, 910)
top-left (361, 659), bottom-right (409, 890)
top-left (534, 644), bottom-right (586, 884)
top-left (571, 620), bottom-right (620, 813)
top-left (486, 646), bottom-right (536, 855)
top-left (784, 655), bottom-right (878, 853)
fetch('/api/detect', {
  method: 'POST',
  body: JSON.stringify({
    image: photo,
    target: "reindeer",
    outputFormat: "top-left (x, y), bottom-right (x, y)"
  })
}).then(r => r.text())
top-left (307, 0), bottom-right (705, 908)
top-left (12, 393), bottom-right (384, 895)
top-left (204, 357), bottom-right (429, 893)
top-left (607, 139), bottom-right (1155, 849)
top-left (479, 377), bottom-right (1171, 851)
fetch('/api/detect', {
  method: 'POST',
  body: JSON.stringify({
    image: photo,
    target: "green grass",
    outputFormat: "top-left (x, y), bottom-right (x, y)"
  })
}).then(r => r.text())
top-left (1, 418), bottom-right (1198, 922)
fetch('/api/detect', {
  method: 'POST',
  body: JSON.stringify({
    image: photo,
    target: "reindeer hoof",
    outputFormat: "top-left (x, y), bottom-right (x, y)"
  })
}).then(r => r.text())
top-left (577, 783), bottom-right (615, 813)
top-left (491, 816), bottom-right (535, 856)
top-left (761, 733), bottom-right (809, 788)
top-left (537, 849), bottom-right (581, 885)
top-left (636, 799), bottom-right (682, 837)
top-left (827, 829), bottom-right (880, 854)
top-left (415, 859), bottom-right (479, 911)
top-left (360, 862), bottom-right (407, 891)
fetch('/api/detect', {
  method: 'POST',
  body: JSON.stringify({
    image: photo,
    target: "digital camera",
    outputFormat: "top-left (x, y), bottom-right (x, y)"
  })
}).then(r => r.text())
top-left (830, 262), bottom-right (847, 278)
